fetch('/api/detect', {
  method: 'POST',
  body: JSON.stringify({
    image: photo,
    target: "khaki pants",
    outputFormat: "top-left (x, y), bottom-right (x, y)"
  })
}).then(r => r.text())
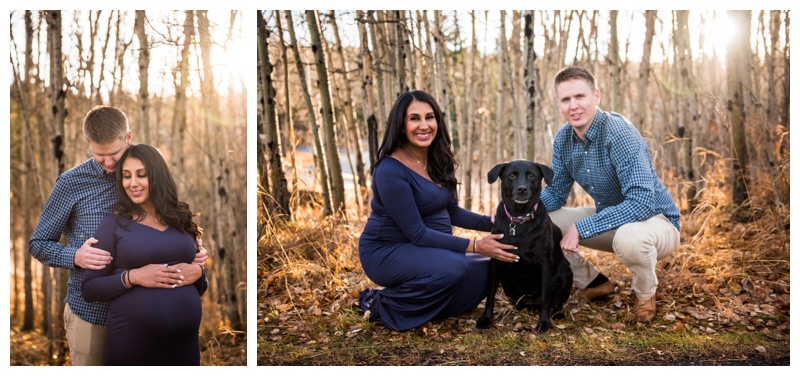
top-left (549, 207), bottom-right (680, 300)
top-left (64, 303), bottom-right (106, 366)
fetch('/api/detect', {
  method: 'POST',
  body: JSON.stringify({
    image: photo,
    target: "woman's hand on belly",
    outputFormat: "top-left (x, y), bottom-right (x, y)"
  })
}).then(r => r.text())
top-left (129, 263), bottom-right (187, 289)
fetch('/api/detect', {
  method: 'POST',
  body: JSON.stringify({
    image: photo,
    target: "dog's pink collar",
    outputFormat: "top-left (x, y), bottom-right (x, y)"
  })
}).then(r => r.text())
top-left (503, 202), bottom-right (537, 224)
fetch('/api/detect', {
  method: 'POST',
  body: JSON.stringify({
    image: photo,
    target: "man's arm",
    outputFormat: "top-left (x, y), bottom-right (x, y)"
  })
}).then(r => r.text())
top-left (30, 178), bottom-right (112, 270)
top-left (541, 129), bottom-right (575, 212)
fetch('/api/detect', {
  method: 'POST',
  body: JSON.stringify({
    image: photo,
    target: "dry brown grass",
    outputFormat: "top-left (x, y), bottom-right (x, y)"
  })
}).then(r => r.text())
top-left (257, 161), bottom-right (790, 365)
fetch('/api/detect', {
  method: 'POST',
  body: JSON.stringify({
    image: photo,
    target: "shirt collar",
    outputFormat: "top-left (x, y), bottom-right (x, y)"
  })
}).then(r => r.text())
top-left (570, 107), bottom-right (605, 143)
top-left (88, 158), bottom-right (116, 180)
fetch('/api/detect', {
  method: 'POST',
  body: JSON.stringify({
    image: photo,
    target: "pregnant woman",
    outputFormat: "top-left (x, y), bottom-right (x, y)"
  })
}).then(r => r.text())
top-left (82, 144), bottom-right (207, 365)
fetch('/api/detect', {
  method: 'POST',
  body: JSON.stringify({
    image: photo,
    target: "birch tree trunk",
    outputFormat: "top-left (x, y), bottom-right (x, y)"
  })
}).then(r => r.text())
top-left (726, 10), bottom-right (752, 220)
top-left (306, 10), bottom-right (346, 213)
top-left (259, 11), bottom-right (291, 217)
top-left (357, 10), bottom-right (379, 170)
top-left (171, 10), bottom-right (193, 176)
top-left (524, 10), bottom-right (540, 161)
top-left (284, 11), bottom-right (333, 214)
top-left (135, 10), bottom-right (151, 145)
top-left (674, 10), bottom-right (698, 211)
top-left (607, 10), bottom-right (622, 113)
top-left (395, 10), bottom-right (408, 95)
top-left (45, 10), bottom-right (67, 364)
top-left (433, 11), bottom-right (450, 126)
top-left (329, 11), bottom-right (368, 207)
top-left (635, 10), bottom-right (656, 134)
top-left (463, 11), bottom-right (477, 211)
top-left (368, 11), bottom-right (388, 142)
top-left (275, 11), bottom-right (297, 191)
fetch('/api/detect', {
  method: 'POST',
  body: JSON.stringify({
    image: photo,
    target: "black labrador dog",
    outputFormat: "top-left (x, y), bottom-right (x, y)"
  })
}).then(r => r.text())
top-left (476, 160), bottom-right (573, 332)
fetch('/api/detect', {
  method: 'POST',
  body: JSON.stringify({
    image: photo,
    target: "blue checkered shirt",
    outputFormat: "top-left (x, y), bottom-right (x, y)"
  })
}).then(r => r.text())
top-left (30, 158), bottom-right (117, 326)
top-left (541, 108), bottom-right (681, 240)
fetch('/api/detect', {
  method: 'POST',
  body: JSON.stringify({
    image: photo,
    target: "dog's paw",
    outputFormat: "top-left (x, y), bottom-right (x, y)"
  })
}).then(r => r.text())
top-left (535, 320), bottom-right (553, 332)
top-left (476, 317), bottom-right (492, 329)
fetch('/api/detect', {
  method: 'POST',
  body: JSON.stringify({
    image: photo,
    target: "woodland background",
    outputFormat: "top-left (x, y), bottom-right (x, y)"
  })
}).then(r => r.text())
top-left (8, 10), bottom-right (247, 365)
top-left (259, 10), bottom-right (790, 365)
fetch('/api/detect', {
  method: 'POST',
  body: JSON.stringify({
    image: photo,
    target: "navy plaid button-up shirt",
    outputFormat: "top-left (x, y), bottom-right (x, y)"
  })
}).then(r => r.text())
top-left (541, 108), bottom-right (681, 240)
top-left (30, 158), bottom-right (117, 326)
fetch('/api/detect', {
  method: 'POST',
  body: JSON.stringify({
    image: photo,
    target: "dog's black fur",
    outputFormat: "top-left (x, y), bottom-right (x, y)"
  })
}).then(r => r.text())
top-left (476, 160), bottom-right (573, 332)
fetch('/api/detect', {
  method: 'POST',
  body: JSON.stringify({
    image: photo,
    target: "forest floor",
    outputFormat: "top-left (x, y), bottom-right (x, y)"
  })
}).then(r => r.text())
top-left (8, 318), bottom-right (246, 366)
top-left (258, 193), bottom-right (790, 366)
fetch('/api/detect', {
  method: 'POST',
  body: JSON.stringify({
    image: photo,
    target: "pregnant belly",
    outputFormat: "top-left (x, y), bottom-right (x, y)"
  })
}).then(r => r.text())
top-left (107, 286), bottom-right (202, 336)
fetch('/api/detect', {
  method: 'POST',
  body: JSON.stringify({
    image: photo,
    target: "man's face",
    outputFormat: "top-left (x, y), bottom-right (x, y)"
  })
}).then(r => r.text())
top-left (88, 131), bottom-right (132, 173)
top-left (555, 78), bottom-right (601, 135)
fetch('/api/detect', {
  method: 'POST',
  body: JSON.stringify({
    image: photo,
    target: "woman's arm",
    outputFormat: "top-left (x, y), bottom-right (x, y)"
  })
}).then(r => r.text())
top-left (81, 215), bottom-right (129, 302)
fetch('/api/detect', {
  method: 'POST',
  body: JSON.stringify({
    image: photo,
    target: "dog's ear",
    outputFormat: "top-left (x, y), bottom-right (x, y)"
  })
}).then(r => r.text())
top-left (487, 163), bottom-right (507, 184)
top-left (536, 163), bottom-right (554, 186)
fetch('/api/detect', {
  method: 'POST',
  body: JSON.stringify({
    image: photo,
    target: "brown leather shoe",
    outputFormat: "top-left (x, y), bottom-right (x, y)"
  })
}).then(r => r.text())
top-left (634, 295), bottom-right (657, 323)
top-left (578, 280), bottom-right (616, 300)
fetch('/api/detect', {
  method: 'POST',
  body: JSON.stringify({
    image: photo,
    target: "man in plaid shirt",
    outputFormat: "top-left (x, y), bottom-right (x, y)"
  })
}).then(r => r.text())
top-left (541, 66), bottom-right (681, 323)
top-left (30, 106), bottom-right (208, 365)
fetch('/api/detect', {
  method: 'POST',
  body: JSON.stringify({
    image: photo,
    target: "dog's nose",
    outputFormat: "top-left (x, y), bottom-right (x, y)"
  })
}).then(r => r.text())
top-left (516, 186), bottom-right (528, 193)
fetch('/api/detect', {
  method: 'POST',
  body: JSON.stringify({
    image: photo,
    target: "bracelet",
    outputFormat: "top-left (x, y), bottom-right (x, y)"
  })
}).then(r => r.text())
top-left (472, 239), bottom-right (477, 254)
top-left (120, 271), bottom-right (127, 288)
top-left (126, 270), bottom-right (133, 287)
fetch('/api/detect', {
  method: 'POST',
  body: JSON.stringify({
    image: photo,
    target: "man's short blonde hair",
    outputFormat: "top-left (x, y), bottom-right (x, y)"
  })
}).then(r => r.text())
top-left (83, 106), bottom-right (129, 144)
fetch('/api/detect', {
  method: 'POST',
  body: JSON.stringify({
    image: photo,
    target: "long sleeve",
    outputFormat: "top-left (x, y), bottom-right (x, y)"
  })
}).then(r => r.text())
top-left (82, 215), bottom-right (128, 302)
top-left (448, 203), bottom-right (492, 232)
top-left (29, 177), bottom-right (78, 269)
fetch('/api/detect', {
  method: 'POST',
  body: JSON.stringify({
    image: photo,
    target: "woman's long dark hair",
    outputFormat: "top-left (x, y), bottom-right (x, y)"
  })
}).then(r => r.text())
top-left (115, 144), bottom-right (199, 240)
top-left (375, 90), bottom-right (459, 202)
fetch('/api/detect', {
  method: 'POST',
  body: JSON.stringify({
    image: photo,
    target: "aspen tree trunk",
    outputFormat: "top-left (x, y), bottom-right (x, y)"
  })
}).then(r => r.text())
top-left (329, 11), bottom-right (368, 207)
top-left (674, 10), bottom-right (698, 211)
top-left (135, 10), bottom-right (151, 145)
top-left (726, 10), bottom-right (752, 219)
top-left (86, 11), bottom-right (100, 107)
top-left (509, 11), bottom-right (525, 158)
top-left (395, 10), bottom-right (408, 95)
top-left (463, 11), bottom-right (477, 211)
top-left (415, 10), bottom-right (428, 92)
top-left (496, 11), bottom-right (508, 171)
top-left (357, 10), bottom-right (379, 170)
top-left (275, 12), bottom-right (297, 191)
top-left (45, 10), bottom-right (68, 364)
top-left (524, 10), bottom-right (539, 161)
top-left (422, 10), bottom-right (435, 92)
top-left (95, 11), bottom-right (114, 106)
top-left (258, 11), bottom-right (291, 217)
top-left (635, 10), bottom-right (656, 134)
top-left (367, 11), bottom-right (386, 139)
top-left (782, 11), bottom-right (789, 127)
top-left (306, 10), bottom-right (346, 213)
top-left (284, 11), bottom-right (333, 214)
top-left (433, 11), bottom-right (450, 126)
top-left (378, 11), bottom-right (397, 109)
top-left (767, 11), bottom-right (780, 126)
top-left (171, 10), bottom-right (193, 176)
top-left (478, 11), bottom-right (489, 213)
top-left (499, 11), bottom-right (521, 159)
top-left (22, 10), bottom-right (35, 332)
top-left (607, 10), bottom-right (622, 113)
top-left (320, 27), bottom-right (361, 213)
top-left (403, 12), bottom-right (416, 90)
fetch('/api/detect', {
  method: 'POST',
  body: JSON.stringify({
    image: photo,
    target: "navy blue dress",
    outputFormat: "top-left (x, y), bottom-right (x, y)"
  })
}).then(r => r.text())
top-left (82, 214), bottom-right (207, 366)
top-left (359, 157), bottom-right (492, 331)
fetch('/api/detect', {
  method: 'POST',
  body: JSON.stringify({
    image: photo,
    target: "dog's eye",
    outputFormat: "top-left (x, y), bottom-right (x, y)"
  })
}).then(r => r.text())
top-left (509, 172), bottom-right (517, 179)
top-left (528, 173), bottom-right (535, 179)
